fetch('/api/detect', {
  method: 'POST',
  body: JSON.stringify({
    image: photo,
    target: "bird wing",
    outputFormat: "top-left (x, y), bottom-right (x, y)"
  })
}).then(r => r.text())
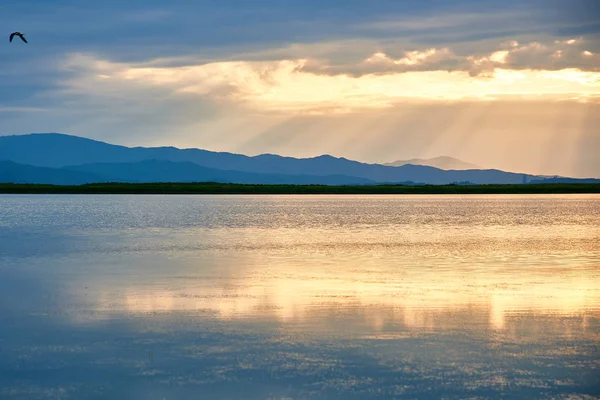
top-left (9, 32), bottom-right (16, 42)
top-left (20, 35), bottom-right (27, 43)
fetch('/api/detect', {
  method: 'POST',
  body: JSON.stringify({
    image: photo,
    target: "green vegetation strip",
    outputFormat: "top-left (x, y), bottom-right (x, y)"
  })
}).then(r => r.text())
top-left (1, 182), bottom-right (599, 194)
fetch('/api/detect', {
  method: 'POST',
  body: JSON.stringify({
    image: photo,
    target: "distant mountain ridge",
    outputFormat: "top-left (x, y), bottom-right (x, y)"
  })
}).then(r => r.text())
top-left (65, 160), bottom-right (378, 185)
top-left (0, 160), bottom-right (378, 186)
top-left (1, 133), bottom-right (596, 185)
top-left (0, 160), bottom-right (107, 185)
top-left (384, 156), bottom-right (480, 170)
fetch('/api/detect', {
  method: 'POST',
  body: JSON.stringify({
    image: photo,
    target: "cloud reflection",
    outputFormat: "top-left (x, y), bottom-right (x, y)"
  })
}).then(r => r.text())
top-left (87, 264), bottom-right (598, 334)
top-left (74, 223), bottom-right (600, 339)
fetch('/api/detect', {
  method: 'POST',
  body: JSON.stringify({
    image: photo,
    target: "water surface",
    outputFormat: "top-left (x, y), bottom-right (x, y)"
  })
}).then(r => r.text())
top-left (1, 194), bottom-right (599, 399)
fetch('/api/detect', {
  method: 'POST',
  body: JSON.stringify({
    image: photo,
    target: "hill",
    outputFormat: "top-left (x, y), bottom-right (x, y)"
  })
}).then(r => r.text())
top-left (65, 160), bottom-right (377, 185)
top-left (384, 156), bottom-right (481, 170)
top-left (0, 133), bottom-right (554, 185)
top-left (0, 161), bottom-right (107, 185)
top-left (0, 159), bottom-right (377, 186)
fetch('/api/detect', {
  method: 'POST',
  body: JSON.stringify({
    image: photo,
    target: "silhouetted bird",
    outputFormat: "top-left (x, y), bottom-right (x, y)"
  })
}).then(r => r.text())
top-left (9, 32), bottom-right (27, 43)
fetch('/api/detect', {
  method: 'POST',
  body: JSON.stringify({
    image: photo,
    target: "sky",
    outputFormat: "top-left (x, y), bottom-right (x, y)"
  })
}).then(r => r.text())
top-left (1, 0), bottom-right (599, 177)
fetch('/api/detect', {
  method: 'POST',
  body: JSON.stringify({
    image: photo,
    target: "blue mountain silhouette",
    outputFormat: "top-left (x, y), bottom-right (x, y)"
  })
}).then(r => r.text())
top-left (0, 160), bottom-right (106, 185)
top-left (2, 133), bottom-right (595, 185)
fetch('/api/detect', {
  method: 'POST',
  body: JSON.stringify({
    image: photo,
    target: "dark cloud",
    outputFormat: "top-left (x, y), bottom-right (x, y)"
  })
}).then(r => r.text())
top-left (297, 37), bottom-right (599, 77)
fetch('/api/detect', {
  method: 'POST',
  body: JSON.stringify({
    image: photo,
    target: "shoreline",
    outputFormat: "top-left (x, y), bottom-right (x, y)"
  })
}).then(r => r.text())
top-left (1, 182), bottom-right (600, 195)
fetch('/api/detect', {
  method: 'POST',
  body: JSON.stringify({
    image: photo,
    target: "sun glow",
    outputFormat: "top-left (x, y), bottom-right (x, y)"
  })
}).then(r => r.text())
top-left (96, 60), bottom-right (600, 114)
top-left (64, 38), bottom-right (600, 116)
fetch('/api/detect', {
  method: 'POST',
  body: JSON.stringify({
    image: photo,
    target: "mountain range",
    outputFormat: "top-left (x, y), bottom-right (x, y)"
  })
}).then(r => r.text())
top-left (1, 133), bottom-right (597, 186)
top-left (384, 156), bottom-right (481, 170)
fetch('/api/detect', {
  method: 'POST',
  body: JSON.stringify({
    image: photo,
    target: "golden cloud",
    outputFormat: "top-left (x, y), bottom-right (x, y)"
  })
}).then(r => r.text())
top-left (61, 42), bottom-right (600, 115)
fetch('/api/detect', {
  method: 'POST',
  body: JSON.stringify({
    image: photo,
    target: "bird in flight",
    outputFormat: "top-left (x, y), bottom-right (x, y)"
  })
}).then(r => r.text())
top-left (9, 32), bottom-right (27, 43)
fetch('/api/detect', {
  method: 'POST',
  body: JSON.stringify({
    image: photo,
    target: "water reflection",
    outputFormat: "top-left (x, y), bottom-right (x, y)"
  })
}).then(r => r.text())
top-left (83, 253), bottom-right (599, 335)
top-left (1, 194), bottom-right (599, 399)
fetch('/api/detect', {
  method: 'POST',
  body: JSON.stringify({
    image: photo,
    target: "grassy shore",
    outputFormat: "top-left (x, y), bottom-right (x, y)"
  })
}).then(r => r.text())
top-left (1, 182), bottom-right (600, 194)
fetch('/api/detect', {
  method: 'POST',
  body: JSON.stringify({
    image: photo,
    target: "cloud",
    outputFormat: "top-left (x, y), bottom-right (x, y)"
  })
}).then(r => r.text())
top-left (357, 3), bottom-right (600, 47)
top-left (302, 37), bottom-right (600, 77)
top-left (364, 48), bottom-right (454, 68)
top-left (361, 11), bottom-right (530, 33)
top-left (57, 46), bottom-right (600, 116)
top-left (503, 38), bottom-right (599, 69)
top-left (0, 106), bottom-right (48, 113)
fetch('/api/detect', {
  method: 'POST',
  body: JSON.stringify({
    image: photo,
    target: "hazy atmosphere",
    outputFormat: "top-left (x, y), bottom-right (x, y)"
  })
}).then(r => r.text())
top-left (1, 0), bottom-right (599, 177)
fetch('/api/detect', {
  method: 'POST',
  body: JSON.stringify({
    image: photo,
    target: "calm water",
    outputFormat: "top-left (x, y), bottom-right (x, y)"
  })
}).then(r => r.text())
top-left (0, 194), bottom-right (599, 399)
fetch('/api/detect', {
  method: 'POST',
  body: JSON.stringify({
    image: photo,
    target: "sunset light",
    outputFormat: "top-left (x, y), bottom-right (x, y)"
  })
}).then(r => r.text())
top-left (1, 2), bottom-right (599, 397)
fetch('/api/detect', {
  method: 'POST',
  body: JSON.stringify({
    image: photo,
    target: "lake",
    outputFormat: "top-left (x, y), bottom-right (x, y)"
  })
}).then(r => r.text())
top-left (1, 194), bottom-right (599, 399)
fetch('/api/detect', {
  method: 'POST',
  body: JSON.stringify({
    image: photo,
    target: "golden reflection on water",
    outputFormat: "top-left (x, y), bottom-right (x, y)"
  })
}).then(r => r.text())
top-left (101, 267), bottom-right (598, 329)
top-left (49, 194), bottom-right (598, 339)
top-left (83, 222), bottom-right (600, 337)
